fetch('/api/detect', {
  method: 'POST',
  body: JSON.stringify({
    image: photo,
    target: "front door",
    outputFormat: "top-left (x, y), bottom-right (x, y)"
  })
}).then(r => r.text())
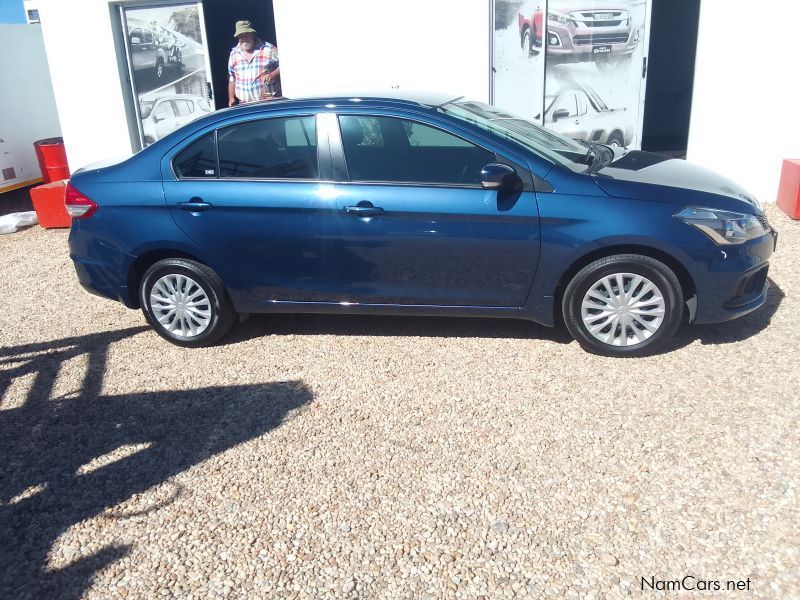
top-left (331, 114), bottom-right (540, 307)
top-left (162, 114), bottom-right (345, 306)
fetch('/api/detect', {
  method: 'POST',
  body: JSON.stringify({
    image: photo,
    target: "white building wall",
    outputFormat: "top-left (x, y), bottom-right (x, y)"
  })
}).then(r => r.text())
top-left (687, 0), bottom-right (800, 203)
top-left (38, 0), bottom-right (134, 171)
top-left (0, 24), bottom-right (61, 192)
top-left (273, 0), bottom-right (490, 102)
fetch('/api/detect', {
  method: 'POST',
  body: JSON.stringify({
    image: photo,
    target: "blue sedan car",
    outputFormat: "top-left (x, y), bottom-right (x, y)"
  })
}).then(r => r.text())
top-left (66, 94), bottom-right (777, 356)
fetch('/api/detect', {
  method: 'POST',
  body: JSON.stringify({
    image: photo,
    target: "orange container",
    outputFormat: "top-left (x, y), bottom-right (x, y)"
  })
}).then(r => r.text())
top-left (33, 137), bottom-right (70, 183)
top-left (776, 159), bottom-right (800, 219)
top-left (30, 179), bottom-right (71, 228)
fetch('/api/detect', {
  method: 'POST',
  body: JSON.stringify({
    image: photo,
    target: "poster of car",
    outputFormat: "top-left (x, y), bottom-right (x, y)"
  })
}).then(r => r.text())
top-left (123, 2), bottom-right (214, 146)
top-left (493, 1), bottom-right (547, 123)
top-left (492, 0), bottom-right (650, 149)
top-left (544, 0), bottom-right (648, 148)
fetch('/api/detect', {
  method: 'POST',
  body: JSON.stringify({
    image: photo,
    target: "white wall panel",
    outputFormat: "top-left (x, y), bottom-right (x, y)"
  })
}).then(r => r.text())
top-left (38, 0), bottom-right (134, 171)
top-left (274, 0), bottom-right (490, 102)
top-left (688, 0), bottom-right (800, 203)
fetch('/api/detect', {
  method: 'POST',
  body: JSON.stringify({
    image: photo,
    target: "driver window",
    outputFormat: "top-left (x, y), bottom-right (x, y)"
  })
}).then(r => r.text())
top-left (339, 115), bottom-right (495, 185)
top-left (154, 101), bottom-right (175, 121)
top-left (555, 94), bottom-right (579, 118)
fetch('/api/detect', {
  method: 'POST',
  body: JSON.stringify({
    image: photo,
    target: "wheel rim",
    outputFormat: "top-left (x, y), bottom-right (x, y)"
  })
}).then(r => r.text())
top-left (581, 272), bottom-right (666, 347)
top-left (156, 64), bottom-right (163, 77)
top-left (609, 139), bottom-right (622, 148)
top-left (150, 274), bottom-right (212, 339)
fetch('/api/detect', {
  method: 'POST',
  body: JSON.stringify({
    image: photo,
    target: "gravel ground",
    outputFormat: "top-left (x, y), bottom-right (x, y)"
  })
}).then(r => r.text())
top-left (1, 204), bottom-right (798, 599)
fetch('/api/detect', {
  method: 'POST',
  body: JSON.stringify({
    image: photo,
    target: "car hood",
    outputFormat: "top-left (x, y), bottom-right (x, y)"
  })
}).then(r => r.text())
top-left (592, 150), bottom-right (763, 214)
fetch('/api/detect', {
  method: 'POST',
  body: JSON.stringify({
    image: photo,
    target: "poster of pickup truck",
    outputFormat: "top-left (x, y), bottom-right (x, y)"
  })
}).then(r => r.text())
top-left (493, 0), bottom-right (649, 148)
top-left (540, 82), bottom-right (632, 146)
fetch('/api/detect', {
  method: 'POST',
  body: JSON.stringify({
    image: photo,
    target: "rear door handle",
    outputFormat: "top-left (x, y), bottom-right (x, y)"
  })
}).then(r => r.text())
top-left (344, 204), bottom-right (384, 217)
top-left (178, 199), bottom-right (212, 212)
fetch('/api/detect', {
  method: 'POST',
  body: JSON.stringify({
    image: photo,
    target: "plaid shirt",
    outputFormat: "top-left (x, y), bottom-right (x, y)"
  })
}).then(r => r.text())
top-left (228, 40), bottom-right (280, 103)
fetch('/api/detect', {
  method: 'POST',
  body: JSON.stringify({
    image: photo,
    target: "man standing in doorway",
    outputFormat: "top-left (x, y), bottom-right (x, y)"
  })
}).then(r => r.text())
top-left (227, 20), bottom-right (281, 106)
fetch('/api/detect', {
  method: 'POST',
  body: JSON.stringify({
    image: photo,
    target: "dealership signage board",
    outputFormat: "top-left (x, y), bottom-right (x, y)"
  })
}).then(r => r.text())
top-left (492, 0), bottom-right (651, 149)
top-left (119, 2), bottom-right (214, 148)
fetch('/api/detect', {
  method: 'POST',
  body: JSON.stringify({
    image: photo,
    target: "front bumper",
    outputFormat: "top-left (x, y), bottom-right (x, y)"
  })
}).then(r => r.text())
top-left (692, 230), bottom-right (777, 324)
top-left (546, 23), bottom-right (638, 60)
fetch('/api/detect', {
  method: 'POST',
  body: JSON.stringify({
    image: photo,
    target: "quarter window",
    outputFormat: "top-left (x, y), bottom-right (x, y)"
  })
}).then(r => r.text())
top-left (173, 132), bottom-right (217, 178)
top-left (338, 115), bottom-right (495, 185)
top-left (217, 116), bottom-right (318, 179)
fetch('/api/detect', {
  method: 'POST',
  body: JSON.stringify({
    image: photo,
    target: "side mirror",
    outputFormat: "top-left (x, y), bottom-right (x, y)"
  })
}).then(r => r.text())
top-left (130, 36), bottom-right (141, 45)
top-left (553, 108), bottom-right (570, 121)
top-left (481, 163), bottom-right (517, 191)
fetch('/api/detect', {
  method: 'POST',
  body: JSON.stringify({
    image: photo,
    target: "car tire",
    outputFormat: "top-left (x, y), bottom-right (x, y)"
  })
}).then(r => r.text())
top-left (140, 258), bottom-right (236, 348)
top-left (522, 29), bottom-right (532, 57)
top-left (562, 254), bottom-right (684, 357)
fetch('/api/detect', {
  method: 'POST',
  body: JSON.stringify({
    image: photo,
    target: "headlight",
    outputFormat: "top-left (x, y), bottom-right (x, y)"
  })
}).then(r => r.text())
top-left (675, 207), bottom-right (767, 245)
top-left (548, 11), bottom-right (571, 25)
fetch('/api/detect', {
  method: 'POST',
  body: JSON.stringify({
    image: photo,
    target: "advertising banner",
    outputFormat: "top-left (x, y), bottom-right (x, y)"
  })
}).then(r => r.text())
top-left (493, 1), bottom-right (547, 123)
top-left (123, 3), bottom-right (213, 146)
top-left (544, 0), bottom-right (648, 148)
top-left (493, 0), bottom-right (650, 149)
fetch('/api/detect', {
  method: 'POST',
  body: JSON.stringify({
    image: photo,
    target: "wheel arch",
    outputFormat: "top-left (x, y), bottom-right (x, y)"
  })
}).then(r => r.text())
top-left (125, 248), bottom-right (209, 309)
top-left (552, 244), bottom-right (697, 324)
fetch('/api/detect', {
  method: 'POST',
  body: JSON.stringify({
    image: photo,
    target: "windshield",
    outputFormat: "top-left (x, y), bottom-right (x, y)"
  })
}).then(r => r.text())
top-left (439, 100), bottom-right (590, 168)
top-left (140, 100), bottom-right (155, 119)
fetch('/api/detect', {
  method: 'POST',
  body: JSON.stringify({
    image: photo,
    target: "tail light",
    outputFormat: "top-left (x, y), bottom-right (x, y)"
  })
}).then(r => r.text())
top-left (65, 182), bottom-right (98, 219)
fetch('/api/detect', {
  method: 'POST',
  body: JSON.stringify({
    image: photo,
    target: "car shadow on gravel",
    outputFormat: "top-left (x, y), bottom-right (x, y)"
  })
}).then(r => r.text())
top-left (663, 279), bottom-right (785, 353)
top-left (226, 313), bottom-right (575, 345)
top-left (0, 327), bottom-right (313, 600)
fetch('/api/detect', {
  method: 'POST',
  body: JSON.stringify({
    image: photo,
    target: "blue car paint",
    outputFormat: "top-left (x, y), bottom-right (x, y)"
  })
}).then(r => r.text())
top-left (68, 97), bottom-right (775, 328)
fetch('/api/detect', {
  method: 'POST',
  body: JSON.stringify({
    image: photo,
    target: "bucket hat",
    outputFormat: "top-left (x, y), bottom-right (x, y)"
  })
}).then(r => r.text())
top-left (233, 20), bottom-right (257, 38)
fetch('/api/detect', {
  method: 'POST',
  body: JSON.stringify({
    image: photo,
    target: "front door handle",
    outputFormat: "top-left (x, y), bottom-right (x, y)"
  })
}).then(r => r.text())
top-left (178, 199), bottom-right (212, 212)
top-left (344, 203), bottom-right (384, 217)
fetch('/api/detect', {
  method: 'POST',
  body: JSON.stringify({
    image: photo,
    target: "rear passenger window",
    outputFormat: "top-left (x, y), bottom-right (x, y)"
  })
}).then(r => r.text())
top-left (173, 132), bottom-right (217, 178)
top-left (339, 115), bottom-right (495, 185)
top-left (217, 116), bottom-right (318, 179)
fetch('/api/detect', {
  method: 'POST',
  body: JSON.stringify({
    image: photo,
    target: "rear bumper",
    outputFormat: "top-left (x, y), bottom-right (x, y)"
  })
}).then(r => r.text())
top-left (69, 227), bottom-right (134, 307)
top-left (692, 232), bottom-right (776, 324)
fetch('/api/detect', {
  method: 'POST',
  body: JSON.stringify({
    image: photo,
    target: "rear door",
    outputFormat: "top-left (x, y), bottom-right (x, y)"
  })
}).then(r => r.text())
top-left (330, 113), bottom-right (541, 307)
top-left (162, 114), bottom-right (345, 306)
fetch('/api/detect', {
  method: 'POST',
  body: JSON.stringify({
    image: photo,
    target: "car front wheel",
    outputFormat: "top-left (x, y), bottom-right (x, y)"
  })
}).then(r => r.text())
top-left (140, 258), bottom-right (235, 348)
top-left (562, 254), bottom-right (684, 357)
top-left (522, 29), bottom-right (532, 57)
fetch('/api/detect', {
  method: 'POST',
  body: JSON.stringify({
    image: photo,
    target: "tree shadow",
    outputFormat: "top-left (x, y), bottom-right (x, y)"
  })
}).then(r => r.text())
top-left (226, 313), bottom-right (574, 345)
top-left (0, 328), bottom-right (313, 599)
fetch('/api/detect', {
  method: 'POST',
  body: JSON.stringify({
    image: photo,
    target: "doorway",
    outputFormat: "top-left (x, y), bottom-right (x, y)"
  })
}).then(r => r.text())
top-left (201, 0), bottom-right (276, 110)
top-left (640, 0), bottom-right (701, 157)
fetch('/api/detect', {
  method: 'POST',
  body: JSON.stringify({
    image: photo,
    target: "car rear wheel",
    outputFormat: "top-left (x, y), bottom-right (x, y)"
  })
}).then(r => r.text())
top-left (140, 258), bottom-right (235, 348)
top-left (562, 254), bottom-right (684, 357)
top-left (607, 132), bottom-right (624, 147)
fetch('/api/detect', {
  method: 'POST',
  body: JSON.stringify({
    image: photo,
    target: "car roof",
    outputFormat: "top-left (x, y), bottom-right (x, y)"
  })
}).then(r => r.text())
top-left (217, 91), bottom-right (464, 117)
